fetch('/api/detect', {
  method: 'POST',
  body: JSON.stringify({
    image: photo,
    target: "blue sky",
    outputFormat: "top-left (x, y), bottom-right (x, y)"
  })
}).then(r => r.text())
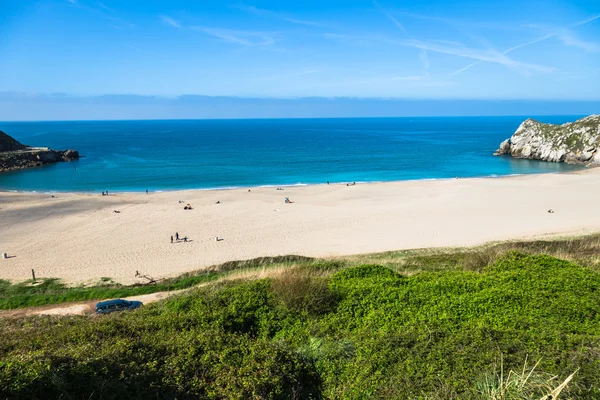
top-left (0, 0), bottom-right (599, 119)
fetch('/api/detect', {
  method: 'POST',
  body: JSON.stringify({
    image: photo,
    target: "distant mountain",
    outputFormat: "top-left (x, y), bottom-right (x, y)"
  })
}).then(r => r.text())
top-left (0, 130), bottom-right (26, 152)
top-left (494, 115), bottom-right (600, 164)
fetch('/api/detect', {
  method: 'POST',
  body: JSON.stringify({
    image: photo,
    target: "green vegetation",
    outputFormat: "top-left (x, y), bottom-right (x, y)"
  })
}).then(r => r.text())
top-left (1, 244), bottom-right (599, 398)
top-left (0, 255), bottom-right (314, 310)
top-left (528, 115), bottom-right (600, 153)
top-left (0, 273), bottom-right (219, 310)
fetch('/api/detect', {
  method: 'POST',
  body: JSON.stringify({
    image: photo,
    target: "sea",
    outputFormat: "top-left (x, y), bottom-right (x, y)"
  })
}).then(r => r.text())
top-left (0, 116), bottom-right (585, 193)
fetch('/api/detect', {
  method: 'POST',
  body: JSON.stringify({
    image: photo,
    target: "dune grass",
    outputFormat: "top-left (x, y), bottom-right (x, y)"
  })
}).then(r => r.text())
top-left (0, 256), bottom-right (319, 310)
top-left (1, 250), bottom-right (598, 398)
top-left (475, 356), bottom-right (578, 400)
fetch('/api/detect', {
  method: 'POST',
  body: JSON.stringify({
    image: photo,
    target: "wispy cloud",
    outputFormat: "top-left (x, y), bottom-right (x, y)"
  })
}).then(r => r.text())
top-left (557, 31), bottom-right (600, 53)
top-left (125, 44), bottom-right (142, 52)
top-left (192, 26), bottom-right (277, 46)
top-left (283, 18), bottom-right (324, 27)
top-left (346, 4), bottom-right (549, 77)
top-left (372, 0), bottom-right (407, 34)
top-left (96, 1), bottom-right (115, 13)
top-left (373, 1), bottom-right (439, 80)
top-left (66, 0), bottom-right (134, 28)
top-left (401, 39), bottom-right (553, 75)
top-left (160, 15), bottom-right (181, 29)
top-left (434, 39), bottom-right (465, 47)
top-left (451, 14), bottom-right (600, 76)
top-left (448, 61), bottom-right (482, 77)
top-left (233, 4), bottom-right (327, 28)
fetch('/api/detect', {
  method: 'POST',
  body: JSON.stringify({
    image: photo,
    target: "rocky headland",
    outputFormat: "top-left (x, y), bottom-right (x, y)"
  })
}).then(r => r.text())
top-left (0, 130), bottom-right (79, 172)
top-left (494, 115), bottom-right (600, 164)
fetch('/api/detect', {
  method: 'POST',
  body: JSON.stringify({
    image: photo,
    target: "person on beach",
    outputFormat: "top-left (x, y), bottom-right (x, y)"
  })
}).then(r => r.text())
top-left (183, 236), bottom-right (188, 242)
top-left (146, 189), bottom-right (148, 194)
top-left (171, 236), bottom-right (173, 243)
top-left (175, 232), bottom-right (179, 241)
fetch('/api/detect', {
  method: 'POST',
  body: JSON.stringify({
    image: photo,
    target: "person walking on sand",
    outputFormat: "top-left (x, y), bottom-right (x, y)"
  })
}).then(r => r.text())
top-left (175, 232), bottom-right (179, 241)
top-left (171, 235), bottom-right (173, 243)
top-left (183, 236), bottom-right (188, 242)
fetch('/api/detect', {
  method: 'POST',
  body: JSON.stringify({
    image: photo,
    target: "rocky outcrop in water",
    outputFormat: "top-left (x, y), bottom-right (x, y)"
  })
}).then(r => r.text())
top-left (494, 115), bottom-right (600, 164)
top-left (0, 130), bottom-right (26, 152)
top-left (0, 130), bottom-right (79, 172)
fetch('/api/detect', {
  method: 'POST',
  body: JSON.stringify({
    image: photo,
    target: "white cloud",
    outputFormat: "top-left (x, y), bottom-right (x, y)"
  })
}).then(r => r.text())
top-left (96, 2), bottom-right (115, 13)
top-left (401, 39), bottom-right (553, 75)
top-left (557, 31), bottom-right (600, 53)
top-left (125, 44), bottom-right (142, 52)
top-left (448, 14), bottom-right (600, 77)
top-left (372, 0), bottom-right (407, 34)
top-left (233, 4), bottom-right (326, 28)
top-left (160, 15), bottom-right (181, 29)
top-left (192, 26), bottom-right (277, 46)
top-left (505, 14), bottom-right (600, 53)
top-left (283, 18), bottom-right (325, 27)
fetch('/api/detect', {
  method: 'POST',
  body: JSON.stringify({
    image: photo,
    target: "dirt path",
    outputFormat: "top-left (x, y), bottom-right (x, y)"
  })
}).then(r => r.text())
top-left (0, 289), bottom-right (185, 318)
top-left (0, 267), bottom-right (290, 318)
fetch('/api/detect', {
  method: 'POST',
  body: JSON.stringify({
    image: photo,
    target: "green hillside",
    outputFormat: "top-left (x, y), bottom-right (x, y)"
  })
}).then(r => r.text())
top-left (1, 242), bottom-right (599, 399)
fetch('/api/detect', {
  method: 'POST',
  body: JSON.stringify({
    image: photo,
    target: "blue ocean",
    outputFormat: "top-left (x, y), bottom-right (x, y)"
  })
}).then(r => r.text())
top-left (0, 116), bottom-right (585, 192)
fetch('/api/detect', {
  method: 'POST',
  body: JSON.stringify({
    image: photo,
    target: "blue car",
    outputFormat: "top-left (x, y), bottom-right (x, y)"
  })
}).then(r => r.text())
top-left (95, 299), bottom-right (143, 314)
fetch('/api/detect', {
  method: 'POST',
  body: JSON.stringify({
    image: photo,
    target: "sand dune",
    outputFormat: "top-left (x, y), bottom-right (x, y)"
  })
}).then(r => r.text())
top-left (1, 169), bottom-right (599, 285)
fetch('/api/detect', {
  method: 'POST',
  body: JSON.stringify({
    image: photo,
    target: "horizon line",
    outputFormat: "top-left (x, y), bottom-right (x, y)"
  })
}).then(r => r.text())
top-left (0, 113), bottom-right (592, 124)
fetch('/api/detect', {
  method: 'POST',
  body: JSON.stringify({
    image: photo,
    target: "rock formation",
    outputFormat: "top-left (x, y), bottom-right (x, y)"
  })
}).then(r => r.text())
top-left (0, 130), bottom-right (26, 152)
top-left (494, 115), bottom-right (600, 164)
top-left (0, 130), bottom-right (79, 172)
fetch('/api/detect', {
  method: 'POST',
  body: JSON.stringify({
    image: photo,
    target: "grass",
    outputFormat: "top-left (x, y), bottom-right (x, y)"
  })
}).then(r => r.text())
top-left (0, 273), bottom-right (220, 310)
top-left (475, 356), bottom-right (577, 400)
top-left (1, 245), bottom-right (600, 398)
top-left (0, 256), bottom-right (331, 310)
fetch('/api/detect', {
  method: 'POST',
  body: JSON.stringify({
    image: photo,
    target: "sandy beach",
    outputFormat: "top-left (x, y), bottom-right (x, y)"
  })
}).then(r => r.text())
top-left (1, 168), bottom-right (599, 284)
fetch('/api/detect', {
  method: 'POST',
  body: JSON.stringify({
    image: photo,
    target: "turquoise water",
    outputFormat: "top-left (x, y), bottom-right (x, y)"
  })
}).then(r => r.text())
top-left (0, 116), bottom-right (585, 192)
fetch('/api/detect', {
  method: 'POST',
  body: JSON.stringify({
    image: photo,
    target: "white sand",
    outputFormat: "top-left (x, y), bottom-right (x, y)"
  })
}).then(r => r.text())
top-left (1, 169), bottom-right (599, 285)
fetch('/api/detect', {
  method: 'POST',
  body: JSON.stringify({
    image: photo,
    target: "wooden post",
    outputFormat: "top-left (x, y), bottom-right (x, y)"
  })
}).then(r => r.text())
top-left (31, 269), bottom-right (36, 283)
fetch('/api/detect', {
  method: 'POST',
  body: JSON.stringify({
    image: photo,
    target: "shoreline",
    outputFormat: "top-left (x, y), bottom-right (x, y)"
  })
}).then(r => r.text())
top-left (0, 165), bottom-right (589, 195)
top-left (2, 166), bottom-right (599, 285)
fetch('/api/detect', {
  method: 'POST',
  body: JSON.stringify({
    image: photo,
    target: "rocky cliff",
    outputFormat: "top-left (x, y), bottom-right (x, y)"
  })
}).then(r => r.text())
top-left (494, 115), bottom-right (600, 164)
top-left (0, 130), bottom-right (79, 172)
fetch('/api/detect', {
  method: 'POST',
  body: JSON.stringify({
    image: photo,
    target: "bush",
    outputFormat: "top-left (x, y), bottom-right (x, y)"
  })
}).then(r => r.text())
top-left (1, 252), bottom-right (599, 398)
